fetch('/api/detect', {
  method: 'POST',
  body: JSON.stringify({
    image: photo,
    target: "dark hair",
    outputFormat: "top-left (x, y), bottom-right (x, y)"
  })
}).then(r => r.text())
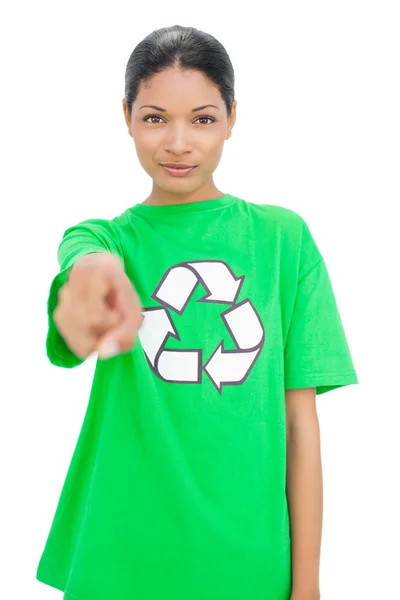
top-left (124, 25), bottom-right (235, 119)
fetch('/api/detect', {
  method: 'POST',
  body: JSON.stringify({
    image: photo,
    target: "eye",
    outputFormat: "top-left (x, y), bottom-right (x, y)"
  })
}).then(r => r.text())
top-left (143, 115), bottom-right (216, 125)
top-left (142, 115), bottom-right (164, 124)
top-left (196, 116), bottom-right (215, 125)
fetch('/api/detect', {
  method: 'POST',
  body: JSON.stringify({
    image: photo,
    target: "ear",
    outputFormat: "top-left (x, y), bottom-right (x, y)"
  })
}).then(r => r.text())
top-left (226, 100), bottom-right (237, 140)
top-left (122, 99), bottom-right (132, 136)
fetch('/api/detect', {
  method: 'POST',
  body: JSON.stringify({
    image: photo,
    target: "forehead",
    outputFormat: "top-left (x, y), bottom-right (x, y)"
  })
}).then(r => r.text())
top-left (136, 68), bottom-right (221, 108)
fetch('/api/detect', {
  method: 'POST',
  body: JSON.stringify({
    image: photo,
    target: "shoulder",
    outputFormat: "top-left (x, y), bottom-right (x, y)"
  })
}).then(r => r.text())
top-left (58, 214), bottom-right (127, 264)
top-left (240, 198), bottom-right (305, 229)
top-left (238, 198), bottom-right (308, 246)
top-left (238, 198), bottom-right (322, 274)
top-left (61, 210), bottom-right (133, 244)
top-left (62, 216), bottom-right (119, 237)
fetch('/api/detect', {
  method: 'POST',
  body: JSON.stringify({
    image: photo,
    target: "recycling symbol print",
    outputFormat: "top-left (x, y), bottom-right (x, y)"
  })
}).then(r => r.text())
top-left (137, 260), bottom-right (265, 394)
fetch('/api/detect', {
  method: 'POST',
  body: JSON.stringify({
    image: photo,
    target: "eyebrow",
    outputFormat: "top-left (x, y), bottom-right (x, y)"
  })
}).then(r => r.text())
top-left (139, 104), bottom-right (220, 113)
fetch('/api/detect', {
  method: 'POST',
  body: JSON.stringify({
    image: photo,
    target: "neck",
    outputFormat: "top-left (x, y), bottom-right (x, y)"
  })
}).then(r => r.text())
top-left (143, 183), bottom-right (224, 207)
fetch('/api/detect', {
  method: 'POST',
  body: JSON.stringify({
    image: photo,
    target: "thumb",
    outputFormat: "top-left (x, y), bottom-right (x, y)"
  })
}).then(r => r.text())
top-left (96, 313), bottom-right (144, 359)
top-left (96, 336), bottom-right (121, 359)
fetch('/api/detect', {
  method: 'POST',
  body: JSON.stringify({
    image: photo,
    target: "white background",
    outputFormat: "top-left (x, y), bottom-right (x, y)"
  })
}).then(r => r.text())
top-left (1, 1), bottom-right (399, 599)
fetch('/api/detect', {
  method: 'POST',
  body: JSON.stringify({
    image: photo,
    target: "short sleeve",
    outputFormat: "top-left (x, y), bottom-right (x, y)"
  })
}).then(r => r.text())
top-left (46, 218), bottom-right (125, 368)
top-left (284, 218), bottom-right (358, 395)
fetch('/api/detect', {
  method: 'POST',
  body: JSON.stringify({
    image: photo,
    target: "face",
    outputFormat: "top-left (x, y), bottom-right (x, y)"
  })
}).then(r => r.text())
top-left (122, 67), bottom-right (236, 201)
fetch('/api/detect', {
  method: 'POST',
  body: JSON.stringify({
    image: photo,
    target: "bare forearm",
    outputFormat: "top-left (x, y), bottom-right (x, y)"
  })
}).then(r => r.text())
top-left (286, 417), bottom-right (323, 598)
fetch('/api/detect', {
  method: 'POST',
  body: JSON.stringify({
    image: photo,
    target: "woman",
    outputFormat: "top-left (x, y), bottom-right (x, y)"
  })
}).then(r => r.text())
top-left (36, 25), bottom-right (358, 600)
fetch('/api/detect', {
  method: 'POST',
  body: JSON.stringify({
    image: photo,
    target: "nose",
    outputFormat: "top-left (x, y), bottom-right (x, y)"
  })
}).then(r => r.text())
top-left (163, 123), bottom-right (193, 154)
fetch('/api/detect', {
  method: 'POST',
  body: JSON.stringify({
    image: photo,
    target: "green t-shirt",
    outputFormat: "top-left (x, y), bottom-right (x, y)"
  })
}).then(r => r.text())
top-left (36, 193), bottom-right (358, 600)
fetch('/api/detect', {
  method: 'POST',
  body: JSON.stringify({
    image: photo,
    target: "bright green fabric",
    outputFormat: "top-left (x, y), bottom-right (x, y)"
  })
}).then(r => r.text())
top-left (37, 193), bottom-right (358, 600)
top-left (45, 218), bottom-right (125, 368)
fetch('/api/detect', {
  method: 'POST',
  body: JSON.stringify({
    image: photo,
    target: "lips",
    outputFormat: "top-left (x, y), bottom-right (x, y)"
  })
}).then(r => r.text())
top-left (162, 163), bottom-right (196, 169)
top-left (162, 164), bottom-right (196, 177)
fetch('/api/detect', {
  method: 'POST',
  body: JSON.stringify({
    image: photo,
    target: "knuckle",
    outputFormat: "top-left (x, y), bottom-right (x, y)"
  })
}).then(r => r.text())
top-left (58, 285), bottom-right (69, 304)
top-left (53, 305), bottom-right (68, 332)
top-left (106, 312), bottom-right (120, 328)
top-left (53, 305), bottom-right (61, 323)
top-left (73, 346), bottom-right (90, 360)
top-left (88, 310), bottom-right (105, 328)
top-left (72, 337), bottom-right (95, 360)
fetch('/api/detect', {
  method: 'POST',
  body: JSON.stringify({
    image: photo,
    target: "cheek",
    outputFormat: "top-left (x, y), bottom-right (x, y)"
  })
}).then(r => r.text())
top-left (132, 135), bottom-right (157, 162)
top-left (131, 143), bottom-right (153, 173)
top-left (202, 125), bottom-right (226, 148)
top-left (203, 133), bottom-right (226, 159)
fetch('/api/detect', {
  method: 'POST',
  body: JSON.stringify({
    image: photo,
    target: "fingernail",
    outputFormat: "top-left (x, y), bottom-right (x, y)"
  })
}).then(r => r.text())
top-left (98, 340), bottom-right (120, 358)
